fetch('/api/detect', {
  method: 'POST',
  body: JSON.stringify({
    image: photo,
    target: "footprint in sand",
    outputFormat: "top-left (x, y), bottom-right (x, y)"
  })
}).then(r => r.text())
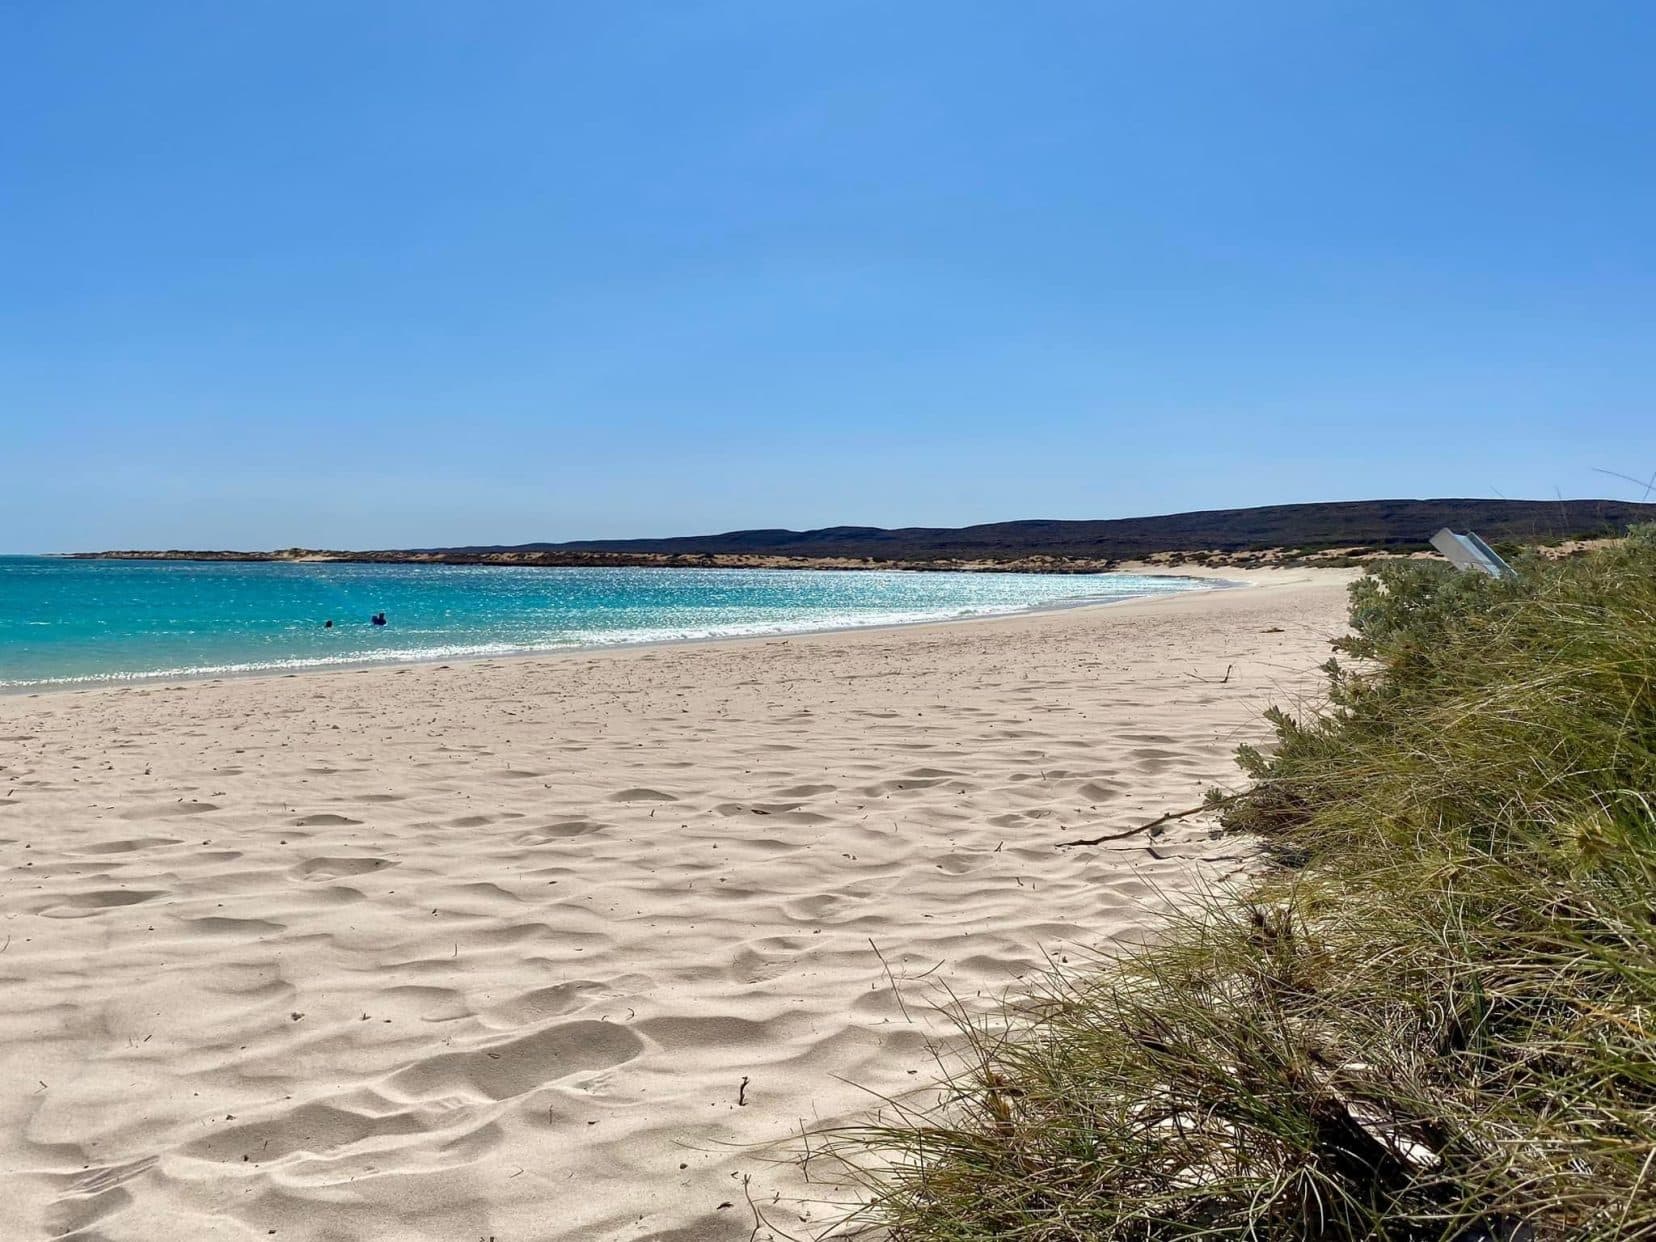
top-left (179, 915), bottom-right (286, 936)
top-left (183, 1098), bottom-right (432, 1164)
top-left (483, 980), bottom-right (608, 1026)
top-left (1130, 747), bottom-right (1180, 773)
top-left (388, 1020), bottom-right (644, 1102)
top-left (728, 936), bottom-right (808, 984)
top-left (38, 889), bottom-right (166, 917)
top-left (380, 984), bottom-right (471, 1022)
top-left (632, 1014), bottom-right (780, 1051)
top-left (516, 820), bottom-right (607, 843)
top-left (713, 801), bottom-right (796, 816)
top-left (1076, 781), bottom-right (1123, 802)
top-left (860, 777), bottom-right (945, 796)
top-left (771, 783), bottom-right (837, 798)
top-left (290, 856), bottom-right (394, 882)
top-left (78, 836), bottom-right (182, 854)
top-left (781, 891), bottom-right (866, 923)
top-left (118, 801), bottom-right (218, 820)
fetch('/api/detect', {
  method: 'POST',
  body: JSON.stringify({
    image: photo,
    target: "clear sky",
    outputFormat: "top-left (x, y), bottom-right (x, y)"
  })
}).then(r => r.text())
top-left (5, 2), bottom-right (1654, 552)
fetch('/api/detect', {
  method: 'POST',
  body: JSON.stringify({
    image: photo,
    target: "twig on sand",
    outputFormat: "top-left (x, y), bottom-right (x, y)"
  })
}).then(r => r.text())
top-left (741, 1172), bottom-right (765, 1242)
top-left (868, 938), bottom-right (913, 1022)
top-left (1057, 794), bottom-right (1243, 848)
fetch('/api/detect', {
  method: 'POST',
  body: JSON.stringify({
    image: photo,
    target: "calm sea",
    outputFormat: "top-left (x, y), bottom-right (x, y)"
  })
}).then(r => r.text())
top-left (0, 556), bottom-right (1214, 690)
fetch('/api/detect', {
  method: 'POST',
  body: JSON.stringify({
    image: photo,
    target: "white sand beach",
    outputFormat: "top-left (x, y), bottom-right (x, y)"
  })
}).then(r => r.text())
top-left (0, 569), bottom-right (1353, 1241)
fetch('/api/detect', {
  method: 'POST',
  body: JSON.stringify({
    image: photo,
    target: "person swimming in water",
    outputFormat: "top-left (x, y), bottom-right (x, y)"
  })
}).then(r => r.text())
top-left (324, 619), bottom-right (333, 629)
top-left (370, 612), bottom-right (387, 627)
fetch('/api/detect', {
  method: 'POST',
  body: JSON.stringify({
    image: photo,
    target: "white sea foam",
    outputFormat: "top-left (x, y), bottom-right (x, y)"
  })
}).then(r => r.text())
top-left (1, 583), bottom-right (1218, 690)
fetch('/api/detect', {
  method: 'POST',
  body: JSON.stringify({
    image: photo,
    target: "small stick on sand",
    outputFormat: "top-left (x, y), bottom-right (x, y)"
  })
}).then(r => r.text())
top-left (741, 1172), bottom-right (765, 1242)
top-left (868, 938), bottom-right (912, 1022)
top-left (1057, 793), bottom-right (1243, 848)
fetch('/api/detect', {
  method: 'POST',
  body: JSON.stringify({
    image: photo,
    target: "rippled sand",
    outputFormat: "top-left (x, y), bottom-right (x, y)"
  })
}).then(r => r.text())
top-left (0, 568), bottom-right (1351, 1240)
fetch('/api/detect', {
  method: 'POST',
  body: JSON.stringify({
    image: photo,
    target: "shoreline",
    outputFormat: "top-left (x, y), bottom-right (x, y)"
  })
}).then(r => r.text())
top-left (50, 550), bottom-right (1146, 574)
top-left (0, 569), bottom-right (1261, 699)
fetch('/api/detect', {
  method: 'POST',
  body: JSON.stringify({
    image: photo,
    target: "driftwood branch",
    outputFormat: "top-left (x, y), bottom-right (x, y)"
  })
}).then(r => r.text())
top-left (1057, 793), bottom-right (1244, 848)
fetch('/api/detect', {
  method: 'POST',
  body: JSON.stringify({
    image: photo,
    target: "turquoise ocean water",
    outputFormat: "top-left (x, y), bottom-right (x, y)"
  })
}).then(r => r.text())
top-left (0, 556), bottom-right (1214, 690)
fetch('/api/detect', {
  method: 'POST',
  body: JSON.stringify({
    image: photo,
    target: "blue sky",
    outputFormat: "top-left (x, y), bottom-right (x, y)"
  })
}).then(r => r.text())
top-left (5, 2), bottom-right (1654, 552)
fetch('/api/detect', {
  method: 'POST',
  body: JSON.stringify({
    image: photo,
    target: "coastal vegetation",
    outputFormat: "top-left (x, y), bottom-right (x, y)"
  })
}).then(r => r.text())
top-left (833, 530), bottom-right (1656, 1239)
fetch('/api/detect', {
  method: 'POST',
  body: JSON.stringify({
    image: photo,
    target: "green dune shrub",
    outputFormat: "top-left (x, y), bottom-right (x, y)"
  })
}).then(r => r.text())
top-left (831, 534), bottom-right (1656, 1241)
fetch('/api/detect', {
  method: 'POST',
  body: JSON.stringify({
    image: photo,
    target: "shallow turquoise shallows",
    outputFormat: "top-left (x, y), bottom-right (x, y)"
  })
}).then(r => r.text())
top-left (0, 556), bottom-right (1215, 689)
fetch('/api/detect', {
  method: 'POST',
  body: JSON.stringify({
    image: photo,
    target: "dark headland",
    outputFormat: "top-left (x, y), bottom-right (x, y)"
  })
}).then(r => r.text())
top-left (72, 498), bottom-right (1656, 572)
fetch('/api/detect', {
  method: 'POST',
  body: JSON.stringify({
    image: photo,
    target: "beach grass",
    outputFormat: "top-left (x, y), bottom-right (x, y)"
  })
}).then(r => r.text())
top-left (827, 529), bottom-right (1656, 1240)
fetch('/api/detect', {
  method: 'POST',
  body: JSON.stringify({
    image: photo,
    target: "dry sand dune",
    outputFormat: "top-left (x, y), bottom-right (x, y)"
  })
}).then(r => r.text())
top-left (0, 569), bottom-right (1352, 1241)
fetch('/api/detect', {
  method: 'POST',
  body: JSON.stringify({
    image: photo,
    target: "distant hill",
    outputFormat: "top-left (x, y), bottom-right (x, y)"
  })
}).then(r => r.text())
top-left (434, 499), bottom-right (1656, 563)
top-left (76, 499), bottom-right (1656, 571)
